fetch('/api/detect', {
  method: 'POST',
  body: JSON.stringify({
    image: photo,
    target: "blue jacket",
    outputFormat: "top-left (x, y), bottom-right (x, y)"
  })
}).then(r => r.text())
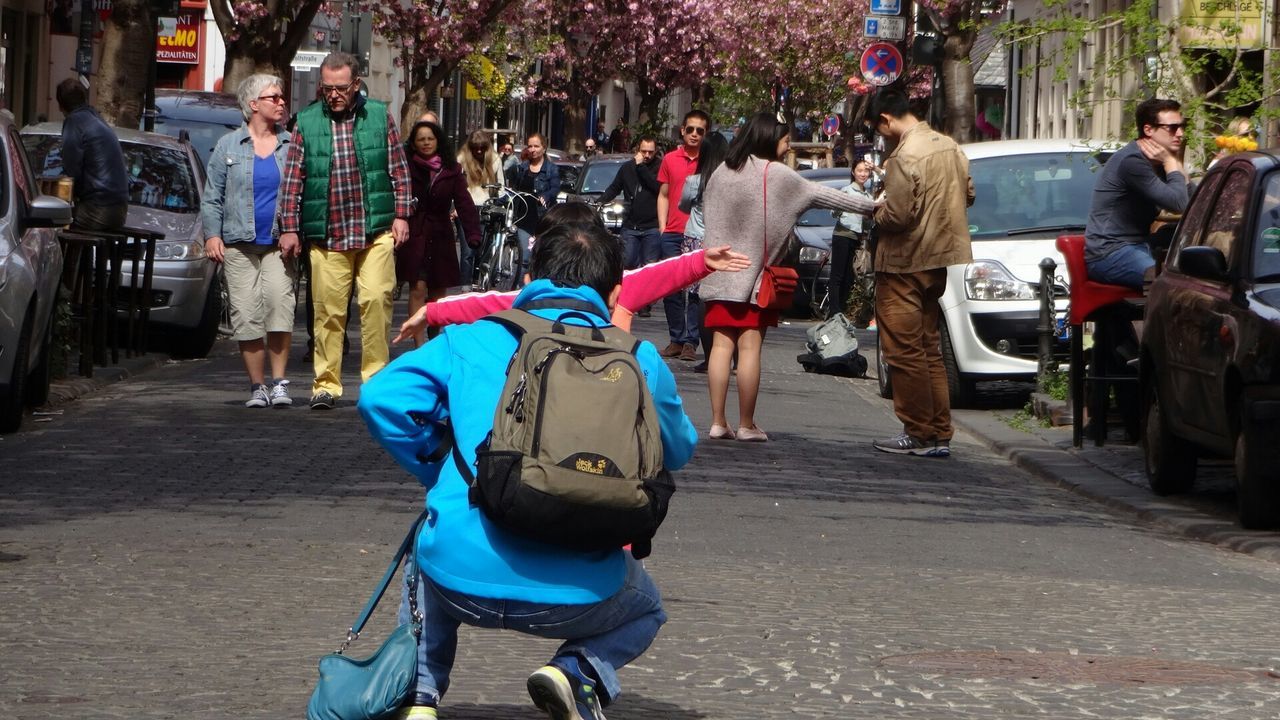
top-left (201, 125), bottom-right (292, 244)
top-left (358, 280), bottom-right (698, 603)
top-left (61, 105), bottom-right (129, 207)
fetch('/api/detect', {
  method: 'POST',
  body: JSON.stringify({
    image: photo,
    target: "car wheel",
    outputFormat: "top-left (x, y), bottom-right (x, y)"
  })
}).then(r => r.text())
top-left (0, 306), bottom-right (34, 433)
top-left (939, 320), bottom-right (975, 408)
top-left (1141, 375), bottom-right (1196, 495)
top-left (1235, 399), bottom-right (1280, 529)
top-left (876, 339), bottom-right (893, 399)
top-left (170, 279), bottom-right (221, 359)
top-left (25, 311), bottom-right (54, 408)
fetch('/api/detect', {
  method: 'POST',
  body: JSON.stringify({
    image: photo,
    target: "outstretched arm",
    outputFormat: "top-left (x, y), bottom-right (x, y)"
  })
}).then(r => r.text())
top-left (394, 290), bottom-right (517, 343)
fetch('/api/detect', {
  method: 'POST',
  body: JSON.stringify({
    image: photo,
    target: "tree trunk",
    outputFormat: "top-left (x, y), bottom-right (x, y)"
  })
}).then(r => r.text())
top-left (398, 60), bottom-right (456, 132)
top-left (95, 0), bottom-right (151, 127)
top-left (223, 51), bottom-right (279, 95)
top-left (213, 0), bottom-right (323, 94)
top-left (940, 28), bottom-right (977, 143)
top-left (563, 84), bottom-right (590, 155)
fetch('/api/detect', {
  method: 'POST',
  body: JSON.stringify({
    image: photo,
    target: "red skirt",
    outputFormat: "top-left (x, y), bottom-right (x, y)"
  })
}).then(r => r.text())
top-left (703, 300), bottom-right (779, 329)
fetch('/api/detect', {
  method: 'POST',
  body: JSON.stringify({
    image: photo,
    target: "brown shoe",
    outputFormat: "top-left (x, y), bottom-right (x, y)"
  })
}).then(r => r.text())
top-left (679, 343), bottom-right (698, 361)
top-left (659, 342), bottom-right (683, 358)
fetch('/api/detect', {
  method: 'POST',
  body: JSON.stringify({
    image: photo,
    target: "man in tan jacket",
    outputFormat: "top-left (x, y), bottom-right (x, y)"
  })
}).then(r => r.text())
top-left (870, 90), bottom-right (974, 457)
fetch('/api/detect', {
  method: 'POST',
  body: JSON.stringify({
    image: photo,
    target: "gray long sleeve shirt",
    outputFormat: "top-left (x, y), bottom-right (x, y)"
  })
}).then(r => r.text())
top-left (1084, 140), bottom-right (1188, 264)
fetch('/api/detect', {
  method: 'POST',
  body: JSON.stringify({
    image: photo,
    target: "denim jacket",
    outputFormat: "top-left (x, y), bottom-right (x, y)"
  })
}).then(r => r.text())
top-left (201, 125), bottom-right (292, 244)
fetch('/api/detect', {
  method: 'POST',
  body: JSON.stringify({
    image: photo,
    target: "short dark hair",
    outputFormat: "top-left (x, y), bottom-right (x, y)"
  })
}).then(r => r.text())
top-left (869, 90), bottom-right (912, 121)
top-left (321, 51), bottom-right (361, 77)
top-left (683, 109), bottom-right (710, 127)
top-left (1135, 98), bottom-right (1181, 138)
top-left (56, 78), bottom-right (87, 113)
top-left (724, 112), bottom-right (789, 170)
top-left (528, 222), bottom-right (623, 302)
top-left (535, 201), bottom-right (605, 236)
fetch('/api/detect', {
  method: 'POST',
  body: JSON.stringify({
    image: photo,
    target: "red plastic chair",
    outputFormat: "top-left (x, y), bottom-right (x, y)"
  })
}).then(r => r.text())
top-left (1055, 235), bottom-right (1143, 447)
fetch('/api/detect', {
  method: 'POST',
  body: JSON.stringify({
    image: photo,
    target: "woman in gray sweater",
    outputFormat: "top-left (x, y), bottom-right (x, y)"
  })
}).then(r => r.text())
top-left (699, 113), bottom-right (876, 442)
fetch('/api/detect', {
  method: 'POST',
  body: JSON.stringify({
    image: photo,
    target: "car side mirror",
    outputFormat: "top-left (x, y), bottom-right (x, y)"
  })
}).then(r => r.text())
top-left (27, 194), bottom-right (74, 228)
top-left (1177, 245), bottom-right (1229, 282)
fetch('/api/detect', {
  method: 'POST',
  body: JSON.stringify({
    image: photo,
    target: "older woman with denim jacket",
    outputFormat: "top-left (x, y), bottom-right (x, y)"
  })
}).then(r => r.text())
top-left (201, 74), bottom-right (299, 408)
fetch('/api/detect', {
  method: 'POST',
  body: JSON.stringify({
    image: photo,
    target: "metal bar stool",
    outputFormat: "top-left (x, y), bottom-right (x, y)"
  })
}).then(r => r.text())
top-left (56, 230), bottom-right (109, 377)
top-left (1055, 234), bottom-right (1144, 447)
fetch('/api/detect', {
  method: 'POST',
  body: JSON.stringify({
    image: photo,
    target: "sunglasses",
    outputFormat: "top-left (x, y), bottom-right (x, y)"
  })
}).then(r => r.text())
top-left (319, 82), bottom-right (356, 95)
top-left (469, 145), bottom-right (488, 152)
top-left (256, 94), bottom-right (286, 104)
top-left (1153, 122), bottom-right (1187, 132)
top-left (683, 126), bottom-right (707, 136)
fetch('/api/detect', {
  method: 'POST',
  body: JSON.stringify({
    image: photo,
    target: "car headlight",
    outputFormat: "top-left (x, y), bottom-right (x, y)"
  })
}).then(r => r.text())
top-left (154, 239), bottom-right (207, 261)
top-left (965, 260), bottom-right (1036, 300)
top-left (798, 246), bottom-right (829, 264)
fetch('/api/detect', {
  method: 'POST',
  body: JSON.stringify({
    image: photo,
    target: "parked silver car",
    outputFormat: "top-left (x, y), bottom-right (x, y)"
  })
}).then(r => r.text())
top-left (0, 111), bottom-right (74, 432)
top-left (21, 123), bottom-right (221, 358)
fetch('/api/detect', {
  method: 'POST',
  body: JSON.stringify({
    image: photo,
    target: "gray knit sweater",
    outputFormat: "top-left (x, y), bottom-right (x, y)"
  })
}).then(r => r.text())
top-left (700, 157), bottom-right (876, 303)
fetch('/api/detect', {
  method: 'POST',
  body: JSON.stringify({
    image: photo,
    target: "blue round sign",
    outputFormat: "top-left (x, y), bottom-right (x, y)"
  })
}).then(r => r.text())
top-left (860, 42), bottom-right (903, 87)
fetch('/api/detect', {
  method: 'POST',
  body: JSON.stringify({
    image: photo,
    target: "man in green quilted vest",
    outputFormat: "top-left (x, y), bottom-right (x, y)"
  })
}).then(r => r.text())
top-left (278, 52), bottom-right (413, 410)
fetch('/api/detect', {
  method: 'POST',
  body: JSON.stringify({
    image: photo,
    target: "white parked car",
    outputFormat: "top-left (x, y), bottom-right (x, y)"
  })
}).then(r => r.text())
top-left (878, 139), bottom-right (1110, 405)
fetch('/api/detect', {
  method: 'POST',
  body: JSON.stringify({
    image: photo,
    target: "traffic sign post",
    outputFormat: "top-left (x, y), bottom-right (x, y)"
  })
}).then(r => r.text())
top-left (864, 15), bottom-right (906, 41)
top-left (860, 42), bottom-right (904, 87)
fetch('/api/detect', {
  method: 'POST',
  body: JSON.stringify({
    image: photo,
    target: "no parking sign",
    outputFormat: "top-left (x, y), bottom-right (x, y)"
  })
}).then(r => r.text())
top-left (860, 42), bottom-right (903, 87)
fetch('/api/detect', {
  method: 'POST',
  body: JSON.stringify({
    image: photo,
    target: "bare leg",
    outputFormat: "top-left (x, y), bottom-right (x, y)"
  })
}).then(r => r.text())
top-left (240, 338), bottom-right (266, 386)
top-left (707, 328), bottom-right (738, 429)
top-left (407, 280), bottom-right (429, 347)
top-left (736, 327), bottom-right (765, 429)
top-left (266, 331), bottom-right (291, 380)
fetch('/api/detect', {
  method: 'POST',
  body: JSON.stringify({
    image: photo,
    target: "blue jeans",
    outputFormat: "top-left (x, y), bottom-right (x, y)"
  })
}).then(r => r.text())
top-left (399, 556), bottom-right (665, 707)
top-left (1087, 242), bottom-right (1153, 290)
top-left (620, 227), bottom-right (661, 270)
top-left (517, 228), bottom-right (534, 272)
top-left (660, 232), bottom-right (700, 344)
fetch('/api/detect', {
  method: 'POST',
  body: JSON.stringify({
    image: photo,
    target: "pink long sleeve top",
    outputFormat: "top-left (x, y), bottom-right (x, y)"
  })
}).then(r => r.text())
top-left (425, 249), bottom-right (709, 332)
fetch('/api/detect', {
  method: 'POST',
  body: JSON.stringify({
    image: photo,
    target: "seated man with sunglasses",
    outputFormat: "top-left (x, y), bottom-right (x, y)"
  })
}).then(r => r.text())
top-left (1084, 98), bottom-right (1190, 290)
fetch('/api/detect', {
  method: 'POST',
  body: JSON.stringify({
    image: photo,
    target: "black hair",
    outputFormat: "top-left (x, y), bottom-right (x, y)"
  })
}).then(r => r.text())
top-left (682, 109), bottom-right (710, 128)
top-left (56, 78), bottom-right (87, 113)
top-left (869, 90), bottom-right (911, 121)
top-left (534, 201), bottom-right (605, 236)
top-left (695, 131), bottom-right (730, 205)
top-left (406, 121), bottom-right (457, 168)
top-left (1135, 98), bottom-right (1182, 139)
top-left (724, 112), bottom-right (789, 171)
top-left (528, 222), bottom-right (623, 302)
top-left (636, 135), bottom-right (658, 148)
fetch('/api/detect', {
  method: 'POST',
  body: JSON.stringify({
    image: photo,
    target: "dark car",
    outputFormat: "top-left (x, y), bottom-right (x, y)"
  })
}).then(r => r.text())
top-left (791, 169), bottom-right (854, 317)
top-left (567, 154), bottom-right (631, 232)
top-left (1140, 150), bottom-right (1280, 529)
top-left (149, 89), bottom-right (243, 166)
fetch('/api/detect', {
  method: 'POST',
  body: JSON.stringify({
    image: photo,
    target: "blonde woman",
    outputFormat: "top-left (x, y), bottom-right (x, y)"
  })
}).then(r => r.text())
top-left (458, 130), bottom-right (504, 283)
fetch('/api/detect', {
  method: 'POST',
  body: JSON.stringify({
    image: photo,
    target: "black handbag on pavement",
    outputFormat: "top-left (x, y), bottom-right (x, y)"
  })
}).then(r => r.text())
top-left (307, 510), bottom-right (429, 720)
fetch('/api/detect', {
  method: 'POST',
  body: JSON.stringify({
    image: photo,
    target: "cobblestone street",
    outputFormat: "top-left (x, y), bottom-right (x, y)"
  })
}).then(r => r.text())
top-left (3, 316), bottom-right (1280, 719)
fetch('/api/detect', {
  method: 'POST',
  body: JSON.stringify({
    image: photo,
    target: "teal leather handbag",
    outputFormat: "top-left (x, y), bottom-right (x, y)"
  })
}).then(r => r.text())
top-left (307, 510), bottom-right (428, 720)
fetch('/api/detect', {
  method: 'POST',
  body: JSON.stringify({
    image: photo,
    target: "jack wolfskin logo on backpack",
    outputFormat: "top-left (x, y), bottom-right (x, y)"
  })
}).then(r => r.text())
top-left (451, 305), bottom-right (674, 558)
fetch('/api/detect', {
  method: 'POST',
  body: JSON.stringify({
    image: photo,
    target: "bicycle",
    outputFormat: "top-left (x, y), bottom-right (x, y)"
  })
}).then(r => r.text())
top-left (471, 186), bottom-right (540, 292)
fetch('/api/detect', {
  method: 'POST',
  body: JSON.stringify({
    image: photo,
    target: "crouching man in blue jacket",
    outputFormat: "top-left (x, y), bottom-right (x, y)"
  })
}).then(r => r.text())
top-left (358, 222), bottom-right (699, 720)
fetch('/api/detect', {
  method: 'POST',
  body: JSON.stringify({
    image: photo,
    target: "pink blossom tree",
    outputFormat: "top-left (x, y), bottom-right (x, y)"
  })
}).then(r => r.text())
top-left (210, 0), bottom-right (326, 92)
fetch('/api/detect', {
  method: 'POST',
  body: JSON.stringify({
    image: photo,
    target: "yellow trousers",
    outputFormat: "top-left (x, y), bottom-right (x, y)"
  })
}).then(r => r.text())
top-left (310, 232), bottom-right (395, 397)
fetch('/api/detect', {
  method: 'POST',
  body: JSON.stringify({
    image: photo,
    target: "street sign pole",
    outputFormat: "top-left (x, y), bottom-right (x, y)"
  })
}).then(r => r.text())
top-left (75, 0), bottom-right (94, 81)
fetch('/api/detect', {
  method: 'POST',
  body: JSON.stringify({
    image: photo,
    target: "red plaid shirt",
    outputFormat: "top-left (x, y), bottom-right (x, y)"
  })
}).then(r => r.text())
top-left (279, 106), bottom-right (412, 251)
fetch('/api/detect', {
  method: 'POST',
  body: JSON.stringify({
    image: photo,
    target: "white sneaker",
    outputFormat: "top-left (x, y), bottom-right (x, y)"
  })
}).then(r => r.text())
top-left (245, 385), bottom-right (270, 408)
top-left (269, 379), bottom-right (293, 407)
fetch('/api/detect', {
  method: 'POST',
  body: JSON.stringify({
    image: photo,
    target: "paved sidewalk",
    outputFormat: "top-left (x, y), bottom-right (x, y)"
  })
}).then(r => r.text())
top-left (4, 314), bottom-right (1280, 719)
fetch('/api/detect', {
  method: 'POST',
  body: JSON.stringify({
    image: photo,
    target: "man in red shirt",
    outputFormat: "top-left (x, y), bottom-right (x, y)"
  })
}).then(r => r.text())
top-left (655, 109), bottom-right (710, 361)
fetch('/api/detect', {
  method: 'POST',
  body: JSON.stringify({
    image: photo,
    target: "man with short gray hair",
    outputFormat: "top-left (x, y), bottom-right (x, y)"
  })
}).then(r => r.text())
top-left (277, 52), bottom-right (413, 410)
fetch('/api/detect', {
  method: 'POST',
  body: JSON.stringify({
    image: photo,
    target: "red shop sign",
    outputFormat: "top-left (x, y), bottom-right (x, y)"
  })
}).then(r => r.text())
top-left (156, 13), bottom-right (200, 64)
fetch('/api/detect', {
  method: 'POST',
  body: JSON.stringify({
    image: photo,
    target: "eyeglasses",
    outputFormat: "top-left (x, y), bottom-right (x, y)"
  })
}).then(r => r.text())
top-left (256, 94), bottom-right (286, 104)
top-left (683, 126), bottom-right (707, 136)
top-left (1153, 122), bottom-right (1187, 133)
top-left (319, 82), bottom-right (356, 95)
top-left (469, 145), bottom-right (488, 152)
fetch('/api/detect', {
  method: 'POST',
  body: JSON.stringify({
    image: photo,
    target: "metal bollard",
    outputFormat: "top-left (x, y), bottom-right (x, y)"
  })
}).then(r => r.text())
top-left (1036, 256), bottom-right (1058, 382)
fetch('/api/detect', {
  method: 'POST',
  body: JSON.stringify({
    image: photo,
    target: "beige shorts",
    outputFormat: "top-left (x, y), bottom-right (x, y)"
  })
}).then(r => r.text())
top-left (222, 243), bottom-right (298, 341)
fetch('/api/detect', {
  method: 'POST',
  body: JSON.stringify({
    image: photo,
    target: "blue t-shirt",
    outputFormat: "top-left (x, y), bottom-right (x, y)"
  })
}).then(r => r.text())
top-left (252, 155), bottom-right (280, 245)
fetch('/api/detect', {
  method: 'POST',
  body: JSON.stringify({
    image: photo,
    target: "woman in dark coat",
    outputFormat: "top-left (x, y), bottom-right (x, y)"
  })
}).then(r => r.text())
top-left (398, 120), bottom-right (481, 346)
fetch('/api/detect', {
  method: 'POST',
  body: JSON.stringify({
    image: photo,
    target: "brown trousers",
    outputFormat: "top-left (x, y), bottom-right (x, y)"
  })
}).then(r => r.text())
top-left (876, 268), bottom-right (952, 441)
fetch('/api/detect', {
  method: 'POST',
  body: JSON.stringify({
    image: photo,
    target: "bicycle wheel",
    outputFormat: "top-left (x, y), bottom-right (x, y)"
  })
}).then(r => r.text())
top-left (473, 231), bottom-right (498, 291)
top-left (809, 256), bottom-right (830, 319)
top-left (491, 233), bottom-right (522, 292)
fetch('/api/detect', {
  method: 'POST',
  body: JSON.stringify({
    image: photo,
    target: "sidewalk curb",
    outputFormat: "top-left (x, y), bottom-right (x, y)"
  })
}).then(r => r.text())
top-left (43, 353), bottom-right (167, 407)
top-left (952, 408), bottom-right (1280, 564)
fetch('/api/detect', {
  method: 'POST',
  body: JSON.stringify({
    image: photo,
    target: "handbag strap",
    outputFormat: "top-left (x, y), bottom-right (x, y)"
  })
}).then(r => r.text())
top-left (762, 160), bottom-right (770, 260)
top-left (338, 508), bottom-right (430, 653)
